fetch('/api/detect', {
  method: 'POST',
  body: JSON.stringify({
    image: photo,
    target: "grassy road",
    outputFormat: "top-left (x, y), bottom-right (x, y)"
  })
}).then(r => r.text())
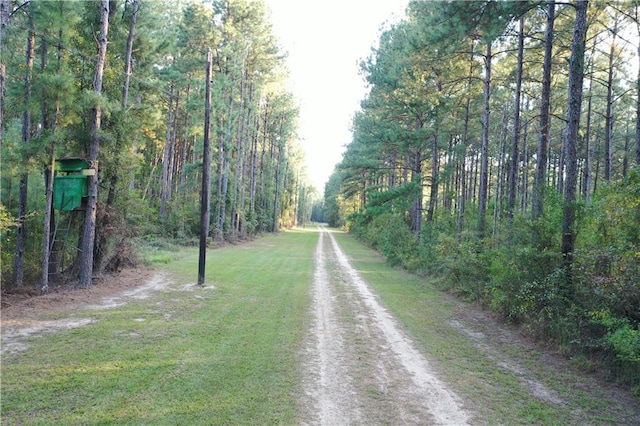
top-left (1, 226), bottom-right (638, 425)
top-left (2, 229), bottom-right (316, 425)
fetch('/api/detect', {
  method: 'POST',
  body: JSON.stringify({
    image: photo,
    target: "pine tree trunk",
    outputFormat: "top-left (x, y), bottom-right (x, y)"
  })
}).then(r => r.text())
top-left (41, 157), bottom-right (55, 294)
top-left (160, 86), bottom-right (175, 217)
top-left (272, 142), bottom-right (283, 233)
top-left (637, 39), bottom-right (640, 165)
top-left (583, 69), bottom-right (594, 202)
top-left (13, 10), bottom-right (35, 288)
top-left (79, 0), bottom-right (109, 288)
top-left (532, 0), bottom-right (555, 245)
top-left (95, 0), bottom-right (138, 272)
top-left (121, 0), bottom-right (138, 109)
top-left (426, 134), bottom-right (437, 225)
top-left (623, 127), bottom-right (630, 178)
top-left (507, 17), bottom-right (525, 231)
top-left (494, 106), bottom-right (508, 236)
top-left (604, 23), bottom-right (617, 181)
top-left (636, 9), bottom-right (640, 166)
top-left (561, 0), bottom-right (588, 264)
top-left (249, 119), bottom-right (258, 227)
top-left (0, 0), bottom-right (8, 148)
top-left (198, 49), bottom-right (213, 286)
top-left (477, 40), bottom-right (492, 239)
top-left (520, 116), bottom-right (529, 213)
top-left (40, 34), bottom-right (62, 294)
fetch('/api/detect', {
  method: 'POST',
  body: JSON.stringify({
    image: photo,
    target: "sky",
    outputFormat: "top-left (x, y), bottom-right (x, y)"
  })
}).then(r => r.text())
top-left (264, 0), bottom-right (408, 192)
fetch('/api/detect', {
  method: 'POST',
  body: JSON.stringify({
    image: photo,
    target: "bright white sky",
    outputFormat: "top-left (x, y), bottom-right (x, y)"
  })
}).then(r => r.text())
top-left (265, 0), bottom-right (408, 192)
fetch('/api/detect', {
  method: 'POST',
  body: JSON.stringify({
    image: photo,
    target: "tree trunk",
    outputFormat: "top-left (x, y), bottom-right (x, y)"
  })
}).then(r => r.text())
top-left (561, 0), bottom-right (588, 265)
top-left (160, 85), bottom-right (175, 217)
top-left (593, 130), bottom-right (601, 194)
top-left (13, 10), bottom-right (35, 288)
top-left (41, 157), bottom-right (55, 294)
top-left (636, 8), bottom-right (640, 166)
top-left (583, 66), bottom-right (595, 203)
top-left (95, 0), bottom-right (138, 272)
top-left (272, 141), bottom-right (283, 233)
top-left (623, 127), bottom-right (630, 178)
top-left (40, 31), bottom-right (63, 294)
top-left (493, 106), bottom-right (508, 236)
top-left (426, 133), bottom-right (437, 225)
top-left (79, 0), bottom-right (109, 288)
top-left (520, 113), bottom-right (529, 213)
top-left (507, 17), bottom-right (525, 231)
top-left (121, 0), bottom-right (138, 109)
top-left (477, 40), bottom-right (492, 239)
top-left (532, 0), bottom-right (555, 246)
top-left (637, 38), bottom-right (640, 165)
top-left (604, 22), bottom-right (617, 181)
top-left (249, 117), bottom-right (258, 227)
top-left (0, 0), bottom-right (9, 147)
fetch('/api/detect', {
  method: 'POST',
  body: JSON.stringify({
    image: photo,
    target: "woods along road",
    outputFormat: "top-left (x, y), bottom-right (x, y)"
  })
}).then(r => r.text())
top-left (1, 226), bottom-right (639, 424)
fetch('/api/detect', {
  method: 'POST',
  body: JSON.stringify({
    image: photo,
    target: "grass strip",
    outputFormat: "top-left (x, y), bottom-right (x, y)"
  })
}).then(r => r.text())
top-left (1, 229), bottom-right (317, 425)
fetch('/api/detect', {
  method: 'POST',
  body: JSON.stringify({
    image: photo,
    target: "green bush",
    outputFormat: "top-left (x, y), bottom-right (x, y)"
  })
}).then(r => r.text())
top-left (432, 235), bottom-right (490, 301)
top-left (487, 246), bottom-right (564, 323)
top-left (366, 213), bottom-right (419, 270)
top-left (591, 309), bottom-right (640, 389)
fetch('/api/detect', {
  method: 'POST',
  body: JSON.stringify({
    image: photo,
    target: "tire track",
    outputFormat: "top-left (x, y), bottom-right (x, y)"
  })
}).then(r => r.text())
top-left (302, 226), bottom-right (470, 425)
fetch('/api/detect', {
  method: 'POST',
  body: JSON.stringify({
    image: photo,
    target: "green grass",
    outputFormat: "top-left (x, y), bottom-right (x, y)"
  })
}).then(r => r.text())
top-left (3, 227), bottom-right (635, 425)
top-left (1, 229), bottom-right (317, 425)
top-left (330, 229), bottom-right (635, 425)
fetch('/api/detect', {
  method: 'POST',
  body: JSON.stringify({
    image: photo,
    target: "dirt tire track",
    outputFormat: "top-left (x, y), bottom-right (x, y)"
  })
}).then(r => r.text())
top-left (301, 227), bottom-right (470, 425)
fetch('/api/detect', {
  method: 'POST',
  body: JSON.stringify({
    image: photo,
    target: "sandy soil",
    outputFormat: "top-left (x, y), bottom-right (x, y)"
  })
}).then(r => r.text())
top-left (300, 227), bottom-right (470, 425)
top-left (1, 267), bottom-right (160, 356)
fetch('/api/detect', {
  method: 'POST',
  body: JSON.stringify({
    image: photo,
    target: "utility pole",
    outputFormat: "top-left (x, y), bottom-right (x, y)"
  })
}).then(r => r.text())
top-left (198, 49), bottom-right (213, 285)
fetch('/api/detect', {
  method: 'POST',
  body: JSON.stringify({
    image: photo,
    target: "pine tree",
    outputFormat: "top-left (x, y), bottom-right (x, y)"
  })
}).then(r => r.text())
top-left (79, 0), bottom-right (110, 288)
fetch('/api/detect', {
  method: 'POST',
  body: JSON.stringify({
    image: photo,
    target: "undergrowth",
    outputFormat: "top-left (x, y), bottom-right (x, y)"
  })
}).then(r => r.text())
top-left (347, 171), bottom-right (640, 395)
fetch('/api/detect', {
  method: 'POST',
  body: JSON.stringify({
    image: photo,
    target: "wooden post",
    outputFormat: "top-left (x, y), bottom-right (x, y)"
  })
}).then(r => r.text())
top-left (198, 49), bottom-right (213, 286)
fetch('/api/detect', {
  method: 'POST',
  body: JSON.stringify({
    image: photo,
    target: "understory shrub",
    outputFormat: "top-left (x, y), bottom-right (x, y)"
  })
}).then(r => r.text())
top-left (366, 213), bottom-right (419, 270)
top-left (432, 235), bottom-right (491, 301)
top-left (486, 246), bottom-right (564, 324)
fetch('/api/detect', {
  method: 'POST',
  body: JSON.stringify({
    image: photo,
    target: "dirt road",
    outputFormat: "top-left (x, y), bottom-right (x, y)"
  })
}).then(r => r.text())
top-left (300, 227), bottom-right (470, 425)
top-left (2, 228), bottom-right (638, 424)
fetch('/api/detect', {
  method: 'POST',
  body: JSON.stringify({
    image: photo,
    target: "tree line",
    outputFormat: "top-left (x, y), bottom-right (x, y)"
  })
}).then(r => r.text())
top-left (324, 0), bottom-right (640, 390)
top-left (0, 0), bottom-right (316, 290)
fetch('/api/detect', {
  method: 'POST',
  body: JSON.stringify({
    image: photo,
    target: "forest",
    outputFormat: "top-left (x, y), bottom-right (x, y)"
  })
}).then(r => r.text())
top-left (1, 0), bottom-right (317, 290)
top-left (323, 0), bottom-right (640, 389)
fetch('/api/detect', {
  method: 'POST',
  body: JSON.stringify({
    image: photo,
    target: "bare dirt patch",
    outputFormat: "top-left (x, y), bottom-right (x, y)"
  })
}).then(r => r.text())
top-left (1, 267), bottom-right (159, 356)
top-left (1, 267), bottom-right (158, 321)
